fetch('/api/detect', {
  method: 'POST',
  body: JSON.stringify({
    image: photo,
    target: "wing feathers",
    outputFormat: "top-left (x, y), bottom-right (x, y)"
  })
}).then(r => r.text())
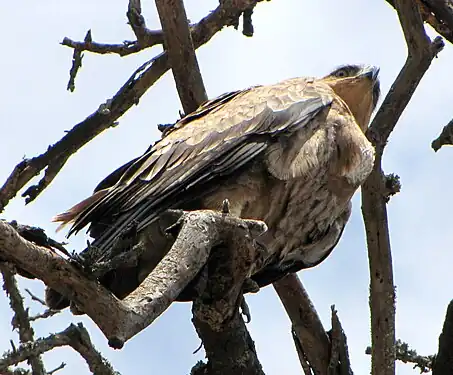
top-left (58, 78), bottom-right (334, 258)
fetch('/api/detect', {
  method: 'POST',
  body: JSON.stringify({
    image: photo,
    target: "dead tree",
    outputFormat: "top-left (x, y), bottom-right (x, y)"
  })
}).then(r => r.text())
top-left (1, 0), bottom-right (453, 374)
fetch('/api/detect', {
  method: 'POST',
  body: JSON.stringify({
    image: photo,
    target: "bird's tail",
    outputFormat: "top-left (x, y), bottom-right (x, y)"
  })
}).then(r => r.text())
top-left (52, 189), bottom-right (109, 232)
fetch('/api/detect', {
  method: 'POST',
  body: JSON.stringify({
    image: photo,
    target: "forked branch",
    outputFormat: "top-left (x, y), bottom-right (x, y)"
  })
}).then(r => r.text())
top-left (0, 211), bottom-right (267, 350)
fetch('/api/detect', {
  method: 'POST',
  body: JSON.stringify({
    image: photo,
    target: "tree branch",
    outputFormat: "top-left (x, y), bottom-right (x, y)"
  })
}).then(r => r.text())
top-left (273, 274), bottom-right (330, 374)
top-left (0, 323), bottom-right (118, 375)
top-left (155, 0), bottom-right (208, 114)
top-left (61, 34), bottom-right (163, 57)
top-left (0, 211), bottom-right (267, 349)
top-left (366, 339), bottom-right (434, 373)
top-left (362, 1), bottom-right (444, 375)
top-left (191, 240), bottom-right (265, 375)
top-left (1, 263), bottom-right (46, 375)
top-left (0, 0), bottom-right (266, 213)
top-left (385, 0), bottom-right (453, 45)
top-left (433, 300), bottom-right (453, 374)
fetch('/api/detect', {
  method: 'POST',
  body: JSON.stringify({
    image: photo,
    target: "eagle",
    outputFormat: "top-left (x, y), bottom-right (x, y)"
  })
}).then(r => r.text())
top-left (46, 64), bottom-right (380, 310)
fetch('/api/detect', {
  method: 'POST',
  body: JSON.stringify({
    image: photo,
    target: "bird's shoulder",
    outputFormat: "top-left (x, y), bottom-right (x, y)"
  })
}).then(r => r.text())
top-left (161, 77), bottom-right (333, 143)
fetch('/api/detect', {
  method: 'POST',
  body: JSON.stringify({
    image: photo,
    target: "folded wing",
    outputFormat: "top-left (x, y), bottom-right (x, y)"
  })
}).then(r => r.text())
top-left (54, 78), bottom-right (333, 260)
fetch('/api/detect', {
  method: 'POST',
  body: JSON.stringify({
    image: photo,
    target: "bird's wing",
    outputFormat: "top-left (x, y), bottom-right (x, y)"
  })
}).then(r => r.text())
top-left (57, 78), bottom-right (333, 254)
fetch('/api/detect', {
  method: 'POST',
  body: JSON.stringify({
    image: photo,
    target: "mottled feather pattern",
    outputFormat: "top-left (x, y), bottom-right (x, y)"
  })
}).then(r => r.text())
top-left (49, 66), bottom-right (381, 307)
top-left (68, 78), bottom-right (331, 251)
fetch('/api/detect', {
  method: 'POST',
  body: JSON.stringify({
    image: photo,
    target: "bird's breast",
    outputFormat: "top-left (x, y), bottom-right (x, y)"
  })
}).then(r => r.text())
top-left (246, 110), bottom-right (374, 267)
top-left (246, 168), bottom-right (349, 267)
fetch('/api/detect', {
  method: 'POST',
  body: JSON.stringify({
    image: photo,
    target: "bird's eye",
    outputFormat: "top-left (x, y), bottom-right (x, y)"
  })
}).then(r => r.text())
top-left (335, 69), bottom-right (348, 78)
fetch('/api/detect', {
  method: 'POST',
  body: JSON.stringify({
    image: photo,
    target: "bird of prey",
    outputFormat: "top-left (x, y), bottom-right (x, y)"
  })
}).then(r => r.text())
top-left (46, 64), bottom-right (380, 310)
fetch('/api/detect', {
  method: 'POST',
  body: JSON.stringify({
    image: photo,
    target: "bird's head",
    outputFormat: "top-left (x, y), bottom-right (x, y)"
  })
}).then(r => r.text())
top-left (322, 64), bottom-right (381, 131)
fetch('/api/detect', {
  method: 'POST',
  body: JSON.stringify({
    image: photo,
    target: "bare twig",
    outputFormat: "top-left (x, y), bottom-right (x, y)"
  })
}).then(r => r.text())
top-left (47, 362), bottom-right (66, 375)
top-left (0, 324), bottom-right (118, 375)
top-left (0, 0), bottom-right (265, 213)
top-left (61, 33), bottom-right (164, 57)
top-left (62, 1), bottom-right (164, 58)
top-left (432, 118), bottom-right (453, 151)
top-left (273, 274), bottom-right (330, 374)
top-left (28, 309), bottom-right (61, 322)
top-left (1, 263), bottom-right (46, 375)
top-left (24, 289), bottom-right (46, 306)
top-left (329, 306), bottom-right (353, 375)
top-left (362, 1), bottom-right (444, 375)
top-left (0, 211), bottom-right (267, 348)
top-left (155, 0), bottom-right (208, 114)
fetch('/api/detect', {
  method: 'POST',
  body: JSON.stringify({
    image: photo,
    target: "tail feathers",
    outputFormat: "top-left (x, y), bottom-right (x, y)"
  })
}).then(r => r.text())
top-left (52, 189), bottom-right (109, 232)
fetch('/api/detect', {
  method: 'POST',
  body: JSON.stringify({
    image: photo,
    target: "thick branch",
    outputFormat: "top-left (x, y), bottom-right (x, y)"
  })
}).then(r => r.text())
top-left (0, 323), bottom-right (118, 375)
top-left (0, 0), bottom-right (265, 213)
top-left (362, 2), bottom-right (444, 375)
top-left (0, 212), bottom-right (267, 349)
top-left (191, 241), bottom-right (265, 375)
top-left (155, 0), bottom-right (208, 114)
top-left (273, 274), bottom-right (330, 374)
top-left (1, 263), bottom-right (46, 375)
top-left (433, 300), bottom-right (453, 374)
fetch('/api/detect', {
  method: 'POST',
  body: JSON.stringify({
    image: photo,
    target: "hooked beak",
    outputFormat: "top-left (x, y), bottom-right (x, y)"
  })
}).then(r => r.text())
top-left (360, 65), bottom-right (380, 82)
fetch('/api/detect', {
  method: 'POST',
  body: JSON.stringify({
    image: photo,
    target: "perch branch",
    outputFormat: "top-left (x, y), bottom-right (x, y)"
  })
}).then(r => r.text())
top-left (155, 0), bottom-right (208, 114)
top-left (155, 1), bottom-right (263, 371)
top-left (273, 274), bottom-right (330, 374)
top-left (0, 0), bottom-right (265, 213)
top-left (362, 1), bottom-right (444, 375)
top-left (0, 212), bottom-right (267, 349)
top-left (1, 263), bottom-right (46, 375)
top-left (0, 323), bottom-right (118, 375)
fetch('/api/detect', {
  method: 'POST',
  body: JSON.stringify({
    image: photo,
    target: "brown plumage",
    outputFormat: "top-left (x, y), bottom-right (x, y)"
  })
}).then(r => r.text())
top-left (46, 64), bottom-right (380, 310)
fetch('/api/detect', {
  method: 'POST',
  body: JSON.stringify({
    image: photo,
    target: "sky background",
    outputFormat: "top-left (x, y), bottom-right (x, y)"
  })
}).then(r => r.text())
top-left (1, 1), bottom-right (453, 374)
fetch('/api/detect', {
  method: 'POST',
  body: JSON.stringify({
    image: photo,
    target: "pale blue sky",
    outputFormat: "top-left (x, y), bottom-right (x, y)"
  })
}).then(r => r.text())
top-left (1, 1), bottom-right (453, 374)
